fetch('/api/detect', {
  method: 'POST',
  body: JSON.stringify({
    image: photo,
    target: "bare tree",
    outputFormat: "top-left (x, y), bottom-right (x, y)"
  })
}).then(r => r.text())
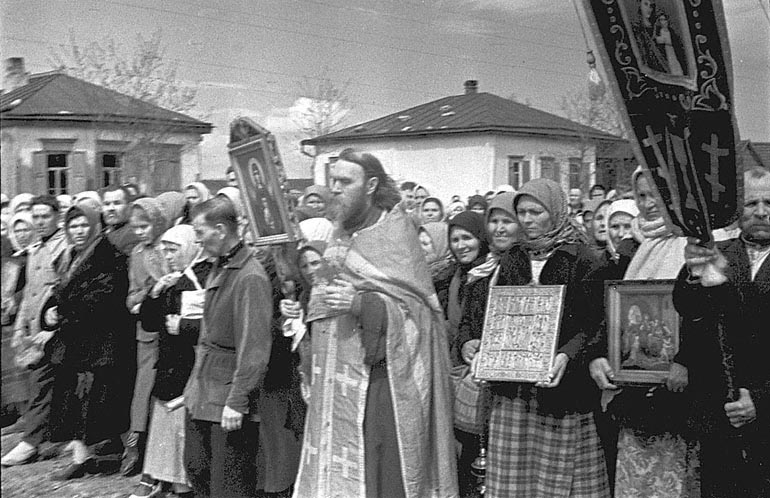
top-left (294, 67), bottom-right (352, 139)
top-left (558, 90), bottom-right (633, 191)
top-left (48, 30), bottom-right (202, 193)
top-left (49, 29), bottom-right (197, 113)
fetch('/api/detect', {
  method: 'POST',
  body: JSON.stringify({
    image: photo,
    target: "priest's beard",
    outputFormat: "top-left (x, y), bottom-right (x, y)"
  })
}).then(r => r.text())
top-left (329, 186), bottom-right (372, 232)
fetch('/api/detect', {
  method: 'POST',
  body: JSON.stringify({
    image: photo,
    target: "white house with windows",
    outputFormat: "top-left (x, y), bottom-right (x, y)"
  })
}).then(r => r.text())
top-left (1, 59), bottom-right (211, 197)
top-left (301, 81), bottom-right (627, 203)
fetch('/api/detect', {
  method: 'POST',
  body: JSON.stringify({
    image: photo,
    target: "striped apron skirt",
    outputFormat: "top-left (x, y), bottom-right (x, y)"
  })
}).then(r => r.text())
top-left (487, 393), bottom-right (610, 498)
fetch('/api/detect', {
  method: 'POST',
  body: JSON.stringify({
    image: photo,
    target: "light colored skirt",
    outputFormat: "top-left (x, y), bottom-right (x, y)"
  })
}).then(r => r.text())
top-left (143, 398), bottom-right (189, 485)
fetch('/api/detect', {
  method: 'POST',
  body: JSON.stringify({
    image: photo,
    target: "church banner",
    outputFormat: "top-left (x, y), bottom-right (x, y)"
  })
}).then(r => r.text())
top-left (579, 0), bottom-right (742, 242)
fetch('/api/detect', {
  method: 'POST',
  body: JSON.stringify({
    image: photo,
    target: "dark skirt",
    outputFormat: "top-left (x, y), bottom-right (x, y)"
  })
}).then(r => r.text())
top-left (487, 392), bottom-right (610, 498)
top-left (49, 363), bottom-right (132, 445)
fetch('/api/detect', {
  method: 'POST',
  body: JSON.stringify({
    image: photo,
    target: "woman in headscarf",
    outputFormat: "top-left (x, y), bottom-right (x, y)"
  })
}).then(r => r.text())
top-left (486, 192), bottom-right (519, 257)
top-left (41, 203), bottom-right (134, 479)
top-left (122, 197), bottom-right (171, 477)
top-left (466, 178), bottom-right (609, 498)
top-left (299, 217), bottom-right (334, 246)
top-left (590, 199), bottom-right (613, 253)
top-left (420, 196), bottom-right (445, 224)
top-left (454, 192), bottom-right (519, 362)
top-left (156, 191), bottom-right (187, 227)
top-left (178, 183), bottom-right (211, 225)
top-left (445, 199), bottom-right (466, 220)
top-left (467, 194), bottom-right (488, 216)
top-left (418, 221), bottom-right (454, 312)
top-left (1, 212), bottom-right (37, 423)
top-left (301, 185), bottom-right (332, 218)
top-left (588, 168), bottom-right (695, 498)
top-left (9, 193), bottom-right (34, 214)
top-left (127, 224), bottom-right (210, 498)
top-left (443, 211), bottom-right (495, 495)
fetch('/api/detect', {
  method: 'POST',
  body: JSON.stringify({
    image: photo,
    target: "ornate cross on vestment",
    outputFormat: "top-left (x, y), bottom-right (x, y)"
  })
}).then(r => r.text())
top-left (335, 365), bottom-right (361, 397)
top-left (332, 447), bottom-right (357, 479)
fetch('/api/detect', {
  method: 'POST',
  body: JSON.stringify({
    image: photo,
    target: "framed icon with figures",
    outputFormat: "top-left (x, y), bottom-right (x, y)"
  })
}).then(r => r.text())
top-left (606, 280), bottom-right (680, 385)
top-left (473, 285), bottom-right (565, 383)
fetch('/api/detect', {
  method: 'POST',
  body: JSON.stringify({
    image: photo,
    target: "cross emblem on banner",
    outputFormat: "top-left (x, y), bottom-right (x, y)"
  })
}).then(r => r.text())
top-left (335, 365), bottom-right (360, 397)
top-left (332, 447), bottom-right (357, 479)
top-left (701, 134), bottom-right (728, 202)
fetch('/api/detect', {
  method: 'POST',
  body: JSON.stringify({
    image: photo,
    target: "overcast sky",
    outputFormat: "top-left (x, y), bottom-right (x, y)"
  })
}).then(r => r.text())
top-left (2, 0), bottom-right (768, 179)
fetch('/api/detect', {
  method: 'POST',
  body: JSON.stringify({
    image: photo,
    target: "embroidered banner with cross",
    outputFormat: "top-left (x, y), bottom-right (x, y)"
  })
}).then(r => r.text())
top-left (579, 0), bottom-right (742, 242)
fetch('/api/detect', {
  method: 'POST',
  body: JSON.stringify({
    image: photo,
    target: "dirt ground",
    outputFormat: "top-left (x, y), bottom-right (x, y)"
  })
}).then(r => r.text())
top-left (1, 432), bottom-right (137, 498)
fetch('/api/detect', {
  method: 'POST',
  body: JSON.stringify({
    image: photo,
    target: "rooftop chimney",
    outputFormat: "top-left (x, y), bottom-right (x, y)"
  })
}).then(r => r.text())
top-left (4, 58), bottom-right (29, 92)
top-left (464, 80), bottom-right (478, 94)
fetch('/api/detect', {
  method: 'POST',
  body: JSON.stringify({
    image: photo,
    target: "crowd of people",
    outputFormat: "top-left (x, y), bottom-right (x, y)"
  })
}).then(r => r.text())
top-left (0, 148), bottom-right (768, 498)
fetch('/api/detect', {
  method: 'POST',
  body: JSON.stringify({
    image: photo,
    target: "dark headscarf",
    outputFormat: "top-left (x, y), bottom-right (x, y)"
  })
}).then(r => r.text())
top-left (513, 178), bottom-right (587, 259)
top-left (467, 194), bottom-right (488, 213)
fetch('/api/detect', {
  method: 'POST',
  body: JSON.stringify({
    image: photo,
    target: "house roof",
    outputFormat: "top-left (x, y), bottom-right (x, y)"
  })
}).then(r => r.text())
top-left (301, 89), bottom-right (623, 145)
top-left (1, 71), bottom-right (212, 133)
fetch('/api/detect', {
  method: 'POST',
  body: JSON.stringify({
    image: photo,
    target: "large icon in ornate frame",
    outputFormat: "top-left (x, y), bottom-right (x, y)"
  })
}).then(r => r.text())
top-left (474, 285), bottom-right (565, 383)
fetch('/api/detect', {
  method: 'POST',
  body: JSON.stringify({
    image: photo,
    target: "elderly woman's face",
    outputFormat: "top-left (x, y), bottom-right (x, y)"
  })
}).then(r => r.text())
top-left (608, 212), bottom-right (634, 248)
top-left (13, 221), bottom-right (34, 248)
top-left (161, 241), bottom-right (183, 272)
top-left (635, 175), bottom-right (661, 221)
top-left (516, 195), bottom-right (553, 240)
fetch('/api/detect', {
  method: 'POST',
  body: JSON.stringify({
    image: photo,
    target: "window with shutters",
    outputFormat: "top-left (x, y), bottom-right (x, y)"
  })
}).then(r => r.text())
top-left (569, 158), bottom-right (583, 189)
top-left (507, 156), bottom-right (530, 189)
top-left (47, 153), bottom-right (69, 195)
top-left (100, 153), bottom-right (122, 188)
top-left (540, 156), bottom-right (559, 183)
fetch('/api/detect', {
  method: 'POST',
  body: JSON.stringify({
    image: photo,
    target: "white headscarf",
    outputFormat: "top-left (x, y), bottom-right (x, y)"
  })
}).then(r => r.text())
top-left (299, 217), bottom-right (334, 245)
top-left (624, 168), bottom-right (687, 280)
top-left (605, 199), bottom-right (639, 260)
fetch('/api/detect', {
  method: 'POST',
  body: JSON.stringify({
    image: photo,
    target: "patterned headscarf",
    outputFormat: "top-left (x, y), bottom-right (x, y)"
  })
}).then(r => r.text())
top-left (514, 178), bottom-right (587, 259)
